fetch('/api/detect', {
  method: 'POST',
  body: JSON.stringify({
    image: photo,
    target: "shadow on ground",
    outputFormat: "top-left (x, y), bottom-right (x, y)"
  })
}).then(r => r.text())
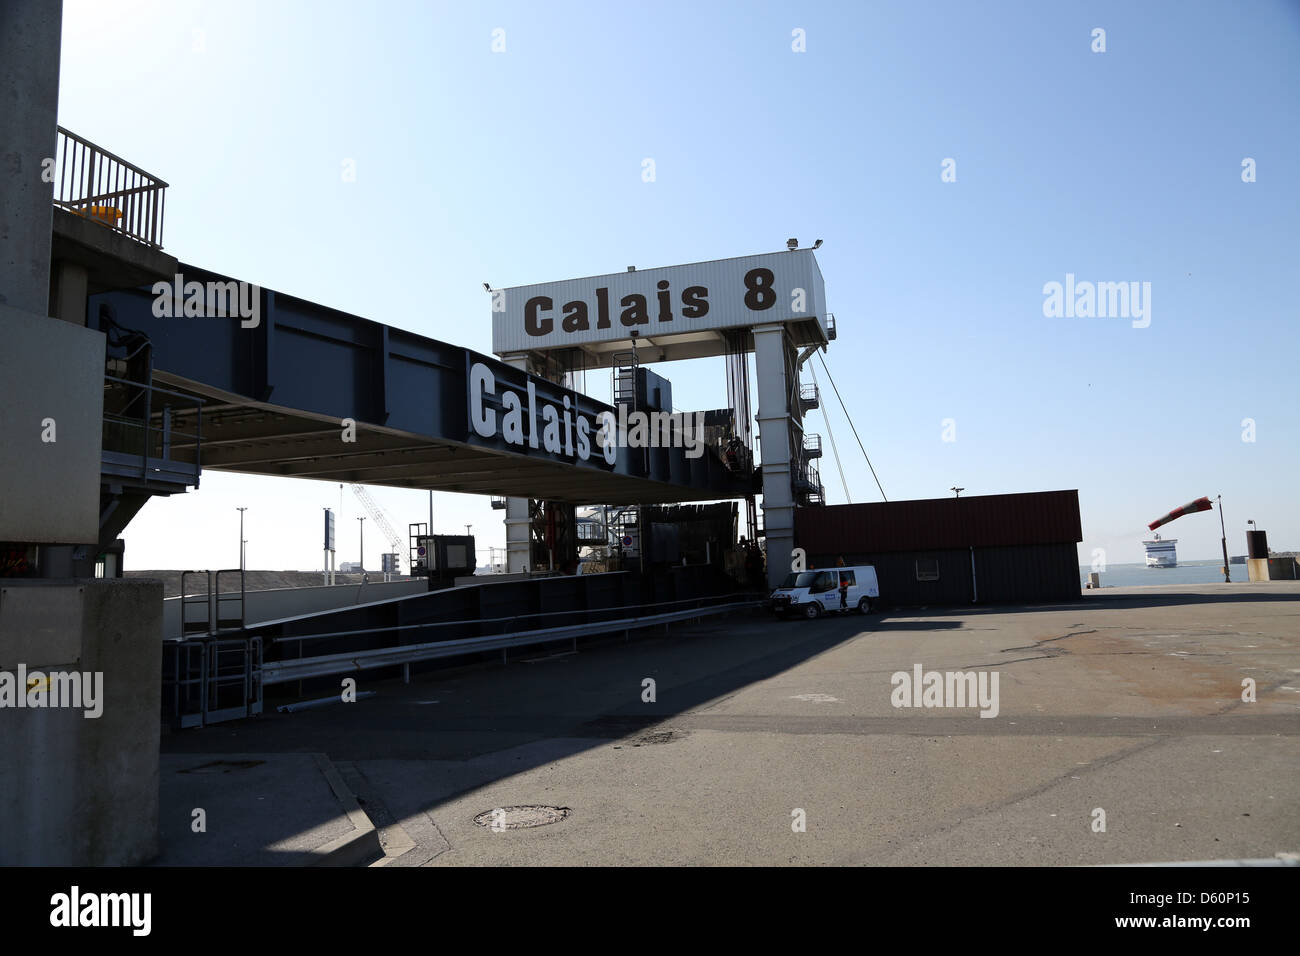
top-left (160, 607), bottom-right (903, 850)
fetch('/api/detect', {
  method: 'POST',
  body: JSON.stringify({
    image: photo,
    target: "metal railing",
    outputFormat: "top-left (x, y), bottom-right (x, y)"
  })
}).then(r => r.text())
top-left (798, 382), bottom-right (820, 411)
top-left (794, 456), bottom-right (824, 504)
top-left (807, 462), bottom-right (825, 504)
top-left (101, 375), bottom-right (202, 487)
top-left (803, 434), bottom-right (822, 458)
top-left (180, 571), bottom-right (213, 636)
top-left (177, 569), bottom-right (245, 636)
top-left (163, 635), bottom-right (263, 729)
top-left (267, 593), bottom-right (740, 649)
top-left (259, 597), bottom-right (762, 686)
top-left (214, 569), bottom-right (246, 631)
top-left (53, 126), bottom-right (168, 249)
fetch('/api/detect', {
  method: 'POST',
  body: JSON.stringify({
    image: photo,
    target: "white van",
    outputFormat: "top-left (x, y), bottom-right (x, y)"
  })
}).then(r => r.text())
top-left (770, 566), bottom-right (879, 619)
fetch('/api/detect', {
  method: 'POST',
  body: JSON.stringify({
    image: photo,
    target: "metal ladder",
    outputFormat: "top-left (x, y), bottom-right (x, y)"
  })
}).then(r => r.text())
top-left (611, 349), bottom-right (638, 410)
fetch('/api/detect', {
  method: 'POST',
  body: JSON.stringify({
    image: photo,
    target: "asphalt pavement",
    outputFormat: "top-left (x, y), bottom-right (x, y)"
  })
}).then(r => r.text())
top-left (160, 581), bottom-right (1300, 865)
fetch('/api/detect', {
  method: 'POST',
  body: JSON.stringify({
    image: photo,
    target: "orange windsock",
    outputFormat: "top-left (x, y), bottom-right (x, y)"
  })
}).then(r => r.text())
top-left (1148, 496), bottom-right (1212, 531)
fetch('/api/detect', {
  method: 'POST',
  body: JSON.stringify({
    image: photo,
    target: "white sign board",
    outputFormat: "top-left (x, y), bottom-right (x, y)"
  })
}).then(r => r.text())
top-left (491, 250), bottom-right (827, 355)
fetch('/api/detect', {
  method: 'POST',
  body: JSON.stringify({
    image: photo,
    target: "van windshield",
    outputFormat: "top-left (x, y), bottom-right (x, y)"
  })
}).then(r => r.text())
top-left (780, 572), bottom-right (819, 589)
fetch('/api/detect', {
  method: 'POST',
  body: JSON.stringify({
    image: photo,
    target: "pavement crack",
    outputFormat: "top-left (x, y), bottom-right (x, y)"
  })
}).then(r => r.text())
top-left (1001, 629), bottom-right (1097, 655)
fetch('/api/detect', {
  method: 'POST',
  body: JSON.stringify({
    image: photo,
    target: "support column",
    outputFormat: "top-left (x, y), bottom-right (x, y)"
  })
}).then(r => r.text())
top-left (0, 2), bottom-right (167, 867)
top-left (0, 0), bottom-right (61, 318)
top-left (753, 323), bottom-right (795, 589)
top-left (52, 261), bottom-right (89, 325)
top-left (504, 497), bottom-right (530, 573)
top-left (1, 579), bottom-right (164, 865)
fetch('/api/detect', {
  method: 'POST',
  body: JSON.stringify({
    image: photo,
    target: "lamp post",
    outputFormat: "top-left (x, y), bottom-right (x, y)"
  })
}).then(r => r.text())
top-left (1217, 495), bottom-right (1230, 583)
top-left (358, 516), bottom-right (365, 573)
top-left (950, 486), bottom-right (963, 498)
top-left (236, 507), bottom-right (247, 572)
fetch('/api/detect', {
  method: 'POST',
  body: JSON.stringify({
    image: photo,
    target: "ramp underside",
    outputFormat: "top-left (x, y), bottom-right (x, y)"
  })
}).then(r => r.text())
top-left (89, 264), bottom-right (752, 505)
top-left (154, 374), bottom-right (726, 504)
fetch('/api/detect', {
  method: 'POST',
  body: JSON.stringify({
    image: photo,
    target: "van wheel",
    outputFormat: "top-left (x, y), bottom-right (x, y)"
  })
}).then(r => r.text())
top-left (803, 603), bottom-right (821, 620)
top-left (857, 597), bottom-right (871, 615)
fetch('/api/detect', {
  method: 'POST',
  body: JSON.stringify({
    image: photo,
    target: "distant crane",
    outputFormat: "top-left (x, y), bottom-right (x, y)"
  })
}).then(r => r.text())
top-left (350, 484), bottom-right (403, 575)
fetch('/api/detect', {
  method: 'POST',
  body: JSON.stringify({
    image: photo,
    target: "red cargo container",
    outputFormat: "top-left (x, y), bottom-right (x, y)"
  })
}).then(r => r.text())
top-left (793, 490), bottom-right (1083, 607)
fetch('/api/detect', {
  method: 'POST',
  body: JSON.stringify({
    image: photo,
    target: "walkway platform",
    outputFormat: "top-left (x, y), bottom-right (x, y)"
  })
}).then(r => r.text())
top-left (90, 265), bottom-right (754, 504)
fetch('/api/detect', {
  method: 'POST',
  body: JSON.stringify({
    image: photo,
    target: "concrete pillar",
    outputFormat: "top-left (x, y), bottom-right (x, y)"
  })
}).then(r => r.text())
top-left (754, 323), bottom-right (794, 588)
top-left (0, 0), bottom-right (62, 318)
top-left (53, 261), bottom-right (89, 325)
top-left (505, 497), bottom-right (530, 573)
top-left (0, 579), bottom-right (164, 865)
top-left (0, 304), bottom-right (104, 545)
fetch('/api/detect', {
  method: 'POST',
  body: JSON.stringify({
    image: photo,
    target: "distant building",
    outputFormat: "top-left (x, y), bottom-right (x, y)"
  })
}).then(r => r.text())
top-left (339, 561), bottom-right (361, 573)
top-left (794, 490), bottom-right (1083, 607)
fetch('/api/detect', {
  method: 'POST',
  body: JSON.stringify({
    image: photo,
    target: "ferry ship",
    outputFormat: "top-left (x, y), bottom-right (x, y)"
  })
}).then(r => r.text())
top-left (1142, 534), bottom-right (1177, 568)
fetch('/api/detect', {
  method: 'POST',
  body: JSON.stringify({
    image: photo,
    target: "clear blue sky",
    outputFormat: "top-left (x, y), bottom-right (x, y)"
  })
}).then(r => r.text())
top-left (58, 0), bottom-right (1299, 570)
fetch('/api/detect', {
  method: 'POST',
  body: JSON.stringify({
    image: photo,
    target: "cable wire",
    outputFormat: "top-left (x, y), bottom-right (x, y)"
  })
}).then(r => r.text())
top-left (817, 351), bottom-right (886, 501)
top-left (808, 360), bottom-right (851, 504)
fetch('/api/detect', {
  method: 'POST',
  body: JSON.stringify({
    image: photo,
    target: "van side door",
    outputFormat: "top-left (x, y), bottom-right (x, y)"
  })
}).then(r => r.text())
top-left (837, 569), bottom-right (856, 611)
top-left (813, 571), bottom-right (836, 610)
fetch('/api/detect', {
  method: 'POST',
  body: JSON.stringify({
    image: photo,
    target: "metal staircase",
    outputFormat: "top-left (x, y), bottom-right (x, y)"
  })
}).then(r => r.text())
top-left (612, 349), bottom-right (639, 411)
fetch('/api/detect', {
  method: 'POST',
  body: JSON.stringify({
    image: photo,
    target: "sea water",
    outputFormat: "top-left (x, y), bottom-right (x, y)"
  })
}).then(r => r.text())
top-left (1079, 559), bottom-right (1239, 588)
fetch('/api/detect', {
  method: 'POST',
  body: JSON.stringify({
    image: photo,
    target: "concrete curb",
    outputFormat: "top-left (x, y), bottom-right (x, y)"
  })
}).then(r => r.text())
top-left (310, 753), bottom-right (383, 867)
top-left (330, 759), bottom-right (420, 867)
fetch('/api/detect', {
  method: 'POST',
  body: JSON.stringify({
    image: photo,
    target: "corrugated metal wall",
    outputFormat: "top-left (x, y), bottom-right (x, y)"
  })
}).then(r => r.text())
top-left (794, 491), bottom-right (1083, 607)
top-left (794, 490), bottom-right (1081, 554)
top-left (802, 544), bottom-right (1080, 607)
top-left (972, 543), bottom-right (1081, 604)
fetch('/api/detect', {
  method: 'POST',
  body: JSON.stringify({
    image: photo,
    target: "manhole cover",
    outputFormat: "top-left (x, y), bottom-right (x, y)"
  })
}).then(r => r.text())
top-left (473, 805), bottom-right (571, 830)
top-left (177, 759), bottom-right (265, 774)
